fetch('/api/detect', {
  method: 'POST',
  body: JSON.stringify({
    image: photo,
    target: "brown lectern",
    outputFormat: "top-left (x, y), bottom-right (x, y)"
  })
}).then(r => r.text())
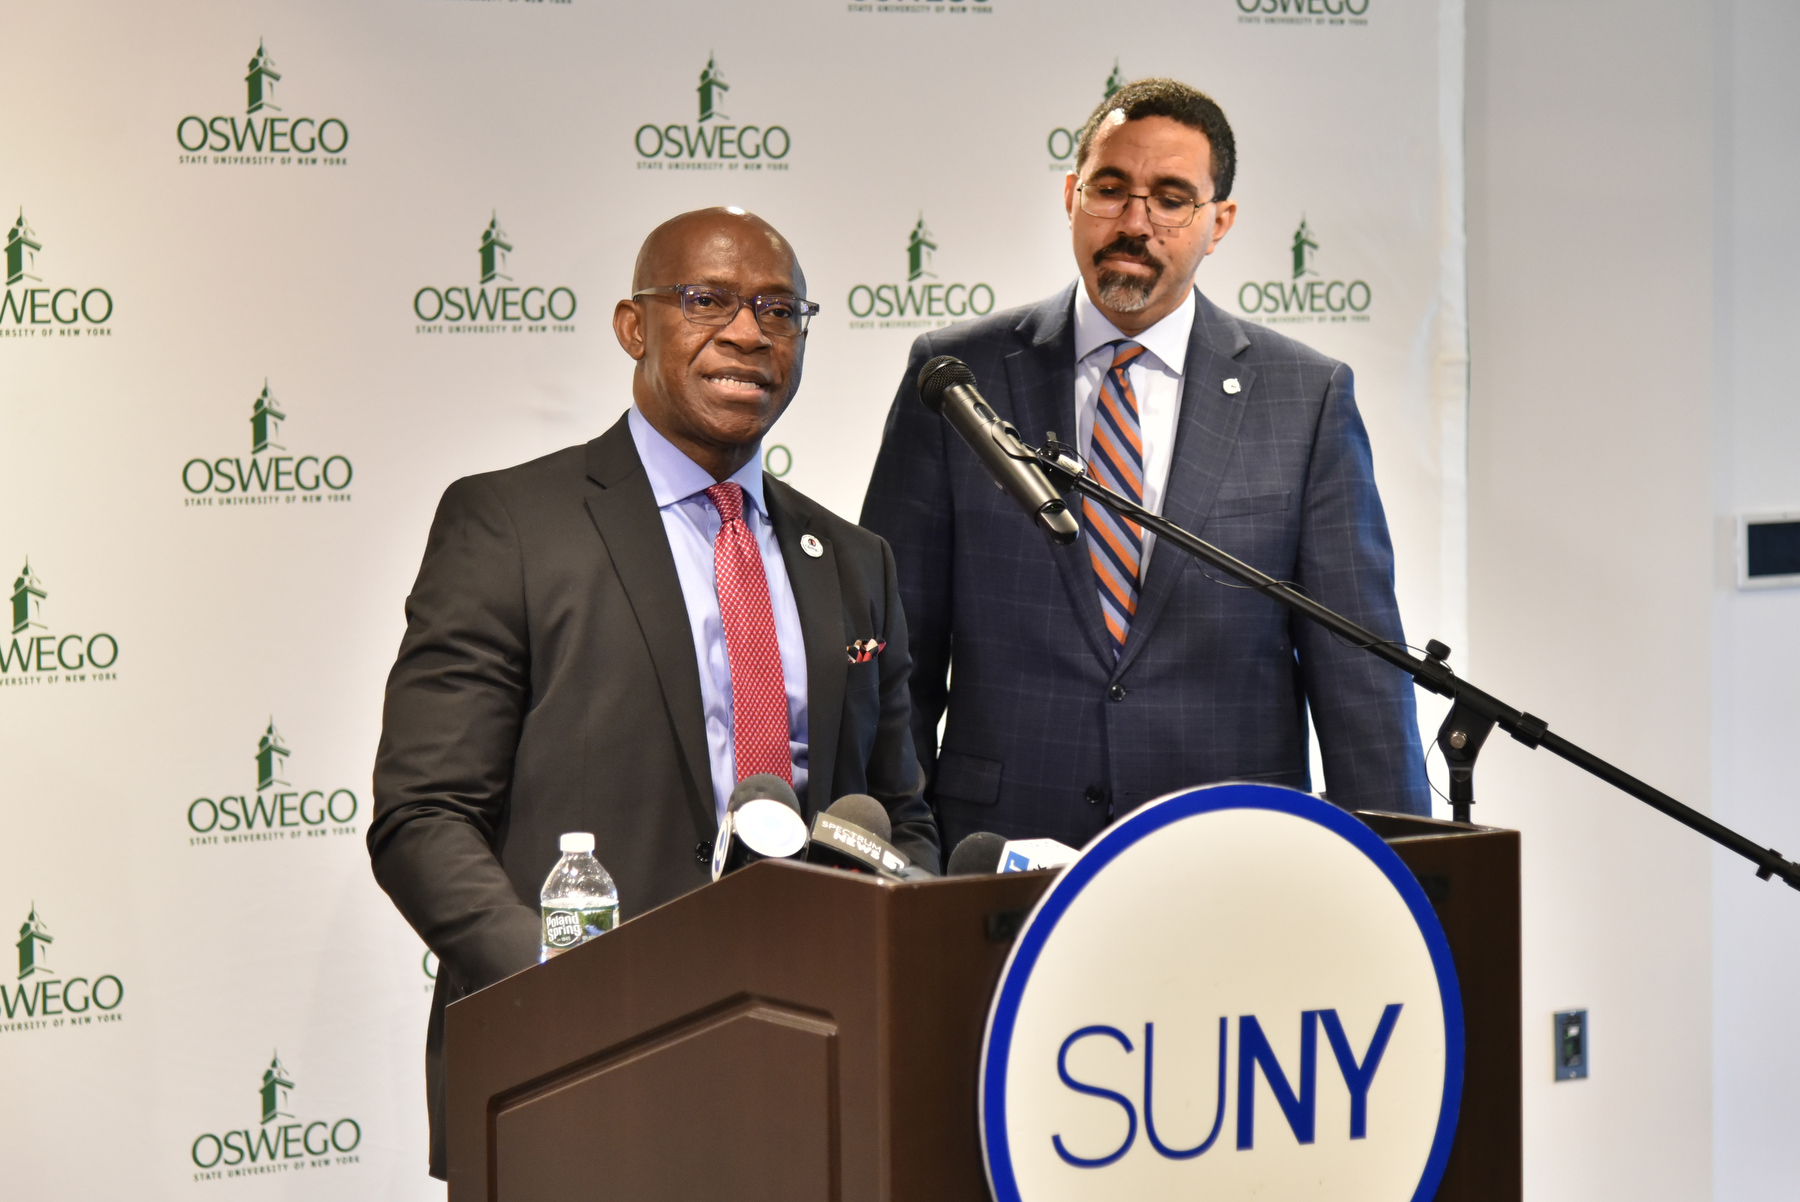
top-left (445, 814), bottom-right (1518, 1201)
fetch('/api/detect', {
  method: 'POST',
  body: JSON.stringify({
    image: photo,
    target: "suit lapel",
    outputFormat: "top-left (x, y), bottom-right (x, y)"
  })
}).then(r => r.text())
top-left (1117, 292), bottom-right (1256, 676)
top-left (1004, 286), bottom-right (1115, 667)
top-left (581, 417), bottom-right (715, 840)
top-left (764, 479), bottom-right (842, 819)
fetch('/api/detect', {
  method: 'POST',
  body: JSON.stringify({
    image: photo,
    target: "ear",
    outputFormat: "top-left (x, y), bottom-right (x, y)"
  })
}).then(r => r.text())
top-left (613, 299), bottom-right (646, 360)
top-left (1203, 199), bottom-right (1239, 256)
top-left (1063, 171), bottom-right (1078, 224)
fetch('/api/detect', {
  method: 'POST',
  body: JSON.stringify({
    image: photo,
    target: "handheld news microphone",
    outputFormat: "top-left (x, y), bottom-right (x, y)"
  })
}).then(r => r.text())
top-left (805, 794), bottom-right (909, 880)
top-left (947, 831), bottom-right (1008, 876)
top-left (998, 837), bottom-right (1080, 872)
top-left (711, 774), bottom-right (809, 881)
top-left (917, 356), bottom-right (1080, 545)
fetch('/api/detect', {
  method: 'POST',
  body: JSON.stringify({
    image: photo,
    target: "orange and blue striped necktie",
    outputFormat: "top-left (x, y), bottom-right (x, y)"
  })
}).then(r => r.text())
top-left (1085, 340), bottom-right (1148, 654)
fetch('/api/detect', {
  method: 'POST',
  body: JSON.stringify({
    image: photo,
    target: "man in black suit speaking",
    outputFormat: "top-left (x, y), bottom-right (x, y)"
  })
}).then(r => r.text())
top-left (368, 207), bottom-right (937, 1179)
top-left (862, 78), bottom-right (1429, 853)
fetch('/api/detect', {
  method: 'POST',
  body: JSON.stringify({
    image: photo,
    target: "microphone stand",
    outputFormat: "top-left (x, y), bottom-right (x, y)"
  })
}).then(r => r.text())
top-left (1012, 431), bottom-right (1800, 893)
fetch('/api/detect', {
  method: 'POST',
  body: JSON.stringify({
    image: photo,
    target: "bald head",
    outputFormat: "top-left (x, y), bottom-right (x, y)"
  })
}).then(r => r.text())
top-left (631, 207), bottom-right (805, 297)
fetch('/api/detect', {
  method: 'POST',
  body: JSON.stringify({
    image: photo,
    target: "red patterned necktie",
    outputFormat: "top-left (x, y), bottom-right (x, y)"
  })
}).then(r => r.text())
top-left (704, 482), bottom-right (793, 784)
top-left (1085, 340), bottom-right (1148, 652)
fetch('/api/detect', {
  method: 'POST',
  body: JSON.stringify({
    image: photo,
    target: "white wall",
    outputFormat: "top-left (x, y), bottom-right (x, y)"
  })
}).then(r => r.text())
top-left (1466, 1), bottom-right (1717, 1198)
top-left (1711, 2), bottom-right (1800, 1199)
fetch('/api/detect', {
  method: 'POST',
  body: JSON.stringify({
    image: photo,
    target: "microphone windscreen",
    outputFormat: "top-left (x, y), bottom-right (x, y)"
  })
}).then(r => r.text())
top-left (947, 831), bottom-right (1007, 876)
top-left (917, 355), bottom-right (977, 414)
top-left (729, 774), bottom-right (800, 814)
top-left (825, 794), bottom-right (892, 843)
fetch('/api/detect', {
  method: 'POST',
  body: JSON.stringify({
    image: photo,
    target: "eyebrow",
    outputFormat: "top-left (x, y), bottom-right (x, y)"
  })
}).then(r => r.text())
top-left (1085, 165), bottom-right (1204, 195)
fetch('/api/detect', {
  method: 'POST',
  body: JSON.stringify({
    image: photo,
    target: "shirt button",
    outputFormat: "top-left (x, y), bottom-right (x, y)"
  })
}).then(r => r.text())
top-left (1085, 785), bottom-right (1105, 805)
top-left (1108, 683), bottom-right (1127, 702)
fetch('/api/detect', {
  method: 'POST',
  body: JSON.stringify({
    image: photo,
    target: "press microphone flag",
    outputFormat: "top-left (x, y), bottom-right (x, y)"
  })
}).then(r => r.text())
top-left (998, 837), bottom-right (1080, 873)
top-left (917, 356), bottom-right (1080, 545)
top-left (806, 794), bottom-right (908, 880)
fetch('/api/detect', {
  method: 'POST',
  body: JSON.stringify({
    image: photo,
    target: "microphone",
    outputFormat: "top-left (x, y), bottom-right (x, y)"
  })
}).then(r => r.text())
top-left (947, 831), bottom-right (1007, 876)
top-left (917, 356), bottom-right (1080, 545)
top-left (711, 774), bottom-right (809, 881)
top-left (998, 837), bottom-right (1080, 873)
top-left (805, 794), bottom-right (909, 880)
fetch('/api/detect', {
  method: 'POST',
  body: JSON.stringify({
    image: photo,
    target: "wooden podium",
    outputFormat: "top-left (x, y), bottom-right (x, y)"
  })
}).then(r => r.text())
top-left (444, 813), bottom-right (1519, 1201)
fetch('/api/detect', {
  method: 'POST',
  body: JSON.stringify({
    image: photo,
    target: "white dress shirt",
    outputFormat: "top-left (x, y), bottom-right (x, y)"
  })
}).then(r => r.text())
top-left (627, 407), bottom-right (809, 825)
top-left (1072, 284), bottom-right (1196, 576)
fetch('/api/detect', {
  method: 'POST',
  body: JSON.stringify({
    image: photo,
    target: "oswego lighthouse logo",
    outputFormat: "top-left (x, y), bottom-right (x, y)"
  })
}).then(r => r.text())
top-left (1, 559), bottom-right (119, 686)
top-left (847, 217), bottom-right (995, 330)
top-left (176, 42), bottom-right (349, 167)
top-left (2, 209), bottom-right (115, 337)
top-left (634, 55), bottom-right (792, 171)
top-left (2, 905), bottom-right (126, 1033)
top-left (179, 381), bottom-right (354, 506)
top-left (414, 215), bottom-right (578, 334)
top-left (1235, 216), bottom-right (1373, 325)
top-left (190, 1053), bottom-right (363, 1181)
top-left (185, 718), bottom-right (362, 845)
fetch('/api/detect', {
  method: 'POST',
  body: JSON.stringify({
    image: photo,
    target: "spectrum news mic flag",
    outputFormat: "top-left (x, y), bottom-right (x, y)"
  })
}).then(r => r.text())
top-left (805, 794), bottom-right (910, 880)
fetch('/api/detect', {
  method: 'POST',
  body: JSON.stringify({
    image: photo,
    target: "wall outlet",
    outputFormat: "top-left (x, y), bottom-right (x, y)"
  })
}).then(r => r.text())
top-left (1554, 1009), bottom-right (1588, 1080)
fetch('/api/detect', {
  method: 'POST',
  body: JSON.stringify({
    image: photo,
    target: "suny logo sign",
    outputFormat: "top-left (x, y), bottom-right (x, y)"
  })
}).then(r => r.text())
top-left (634, 55), bottom-right (792, 171)
top-left (847, 217), bottom-right (996, 331)
top-left (1235, 216), bottom-right (1373, 325)
top-left (1, 559), bottom-right (119, 687)
top-left (185, 718), bottom-right (361, 846)
top-left (2, 905), bottom-right (126, 1033)
top-left (190, 1052), bottom-right (363, 1180)
top-left (175, 42), bottom-right (350, 167)
top-left (413, 215), bottom-right (579, 334)
top-left (981, 784), bottom-right (1460, 1201)
top-left (1, 209), bottom-right (115, 338)
top-left (180, 381), bottom-right (354, 506)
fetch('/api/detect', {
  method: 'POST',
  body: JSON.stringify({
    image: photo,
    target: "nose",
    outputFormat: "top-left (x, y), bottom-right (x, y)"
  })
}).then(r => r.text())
top-left (1117, 194), bottom-right (1156, 238)
top-left (715, 300), bottom-right (771, 350)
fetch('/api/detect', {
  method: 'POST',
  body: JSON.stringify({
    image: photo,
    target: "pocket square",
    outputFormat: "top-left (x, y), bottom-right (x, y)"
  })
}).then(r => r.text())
top-left (847, 638), bottom-right (886, 665)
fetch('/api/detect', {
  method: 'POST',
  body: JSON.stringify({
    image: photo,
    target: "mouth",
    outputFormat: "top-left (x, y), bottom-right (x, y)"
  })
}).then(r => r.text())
top-left (701, 370), bottom-right (773, 398)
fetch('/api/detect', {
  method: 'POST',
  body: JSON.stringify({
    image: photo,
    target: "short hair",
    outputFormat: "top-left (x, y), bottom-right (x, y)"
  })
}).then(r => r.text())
top-left (1074, 78), bottom-right (1236, 201)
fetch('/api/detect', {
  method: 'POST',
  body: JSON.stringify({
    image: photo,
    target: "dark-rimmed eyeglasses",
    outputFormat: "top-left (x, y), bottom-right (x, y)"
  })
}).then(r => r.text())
top-left (1076, 183), bottom-right (1217, 229)
top-left (633, 285), bottom-right (820, 338)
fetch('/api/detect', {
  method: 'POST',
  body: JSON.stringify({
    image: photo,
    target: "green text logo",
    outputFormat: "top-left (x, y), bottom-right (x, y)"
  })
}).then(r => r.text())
top-left (190, 1053), bottom-right (363, 1180)
top-left (2, 209), bottom-right (115, 338)
top-left (847, 217), bottom-right (995, 330)
top-left (185, 718), bottom-right (362, 846)
top-left (846, 0), bottom-right (995, 17)
top-left (1, 559), bottom-right (119, 686)
top-left (1237, 0), bottom-right (1370, 24)
top-left (180, 381), bottom-right (354, 507)
top-left (1236, 216), bottom-right (1373, 324)
top-left (414, 215), bottom-right (579, 335)
top-left (2, 905), bottom-right (125, 1034)
top-left (175, 43), bottom-right (350, 168)
top-left (1045, 62), bottom-right (1125, 171)
top-left (634, 56), bottom-right (792, 171)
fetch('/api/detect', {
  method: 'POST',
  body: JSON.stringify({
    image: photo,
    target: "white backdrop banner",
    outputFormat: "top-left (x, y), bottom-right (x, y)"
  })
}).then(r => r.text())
top-left (0, 0), bottom-right (1465, 1196)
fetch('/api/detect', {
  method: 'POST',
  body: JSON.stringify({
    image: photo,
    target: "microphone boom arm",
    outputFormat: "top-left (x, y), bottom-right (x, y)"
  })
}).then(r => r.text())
top-left (1015, 433), bottom-right (1800, 893)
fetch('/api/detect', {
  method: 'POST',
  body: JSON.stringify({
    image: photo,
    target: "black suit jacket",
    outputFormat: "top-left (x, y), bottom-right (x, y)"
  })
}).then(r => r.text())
top-left (861, 286), bottom-right (1428, 853)
top-left (369, 413), bottom-right (934, 1178)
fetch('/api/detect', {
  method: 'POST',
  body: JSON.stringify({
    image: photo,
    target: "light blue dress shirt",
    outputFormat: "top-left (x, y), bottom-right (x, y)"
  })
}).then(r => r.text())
top-left (627, 407), bottom-right (810, 826)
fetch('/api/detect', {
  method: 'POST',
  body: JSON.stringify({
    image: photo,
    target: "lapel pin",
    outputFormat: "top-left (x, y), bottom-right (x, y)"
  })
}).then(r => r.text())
top-left (800, 533), bottom-right (824, 558)
top-left (1223, 378), bottom-right (1242, 395)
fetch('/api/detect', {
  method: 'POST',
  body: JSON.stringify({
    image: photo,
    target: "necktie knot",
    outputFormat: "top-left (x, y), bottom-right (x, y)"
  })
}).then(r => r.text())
top-left (705, 481), bottom-right (745, 526)
top-left (1110, 340), bottom-right (1147, 371)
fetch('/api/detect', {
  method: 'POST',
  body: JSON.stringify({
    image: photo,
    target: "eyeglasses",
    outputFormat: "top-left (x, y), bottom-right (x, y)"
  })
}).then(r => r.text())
top-left (1076, 182), bottom-right (1217, 229)
top-left (633, 284), bottom-right (820, 338)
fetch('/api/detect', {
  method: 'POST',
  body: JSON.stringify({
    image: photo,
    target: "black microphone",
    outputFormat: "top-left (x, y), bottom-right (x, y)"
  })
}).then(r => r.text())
top-left (918, 356), bottom-right (1080, 545)
top-left (805, 794), bottom-right (909, 880)
top-left (711, 774), bottom-right (809, 880)
top-left (947, 831), bottom-right (1008, 876)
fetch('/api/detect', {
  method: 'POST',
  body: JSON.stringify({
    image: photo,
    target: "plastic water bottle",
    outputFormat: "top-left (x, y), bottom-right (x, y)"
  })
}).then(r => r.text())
top-left (539, 832), bottom-right (619, 962)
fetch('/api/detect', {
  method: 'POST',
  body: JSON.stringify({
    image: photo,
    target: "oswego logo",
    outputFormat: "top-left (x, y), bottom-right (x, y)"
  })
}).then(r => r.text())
top-left (846, 0), bottom-right (994, 17)
top-left (1237, 0), bottom-right (1370, 25)
top-left (1, 559), bottom-right (119, 686)
top-left (847, 217), bottom-right (996, 331)
top-left (180, 381), bottom-right (354, 507)
top-left (1235, 217), bottom-right (1372, 325)
top-left (2, 905), bottom-right (126, 1033)
top-left (633, 55), bottom-right (792, 172)
top-left (414, 215), bottom-right (579, 335)
top-left (175, 42), bottom-right (350, 168)
top-left (1, 209), bottom-right (115, 338)
top-left (190, 1053), bottom-right (363, 1181)
top-left (185, 719), bottom-right (362, 846)
top-left (1046, 63), bottom-right (1125, 172)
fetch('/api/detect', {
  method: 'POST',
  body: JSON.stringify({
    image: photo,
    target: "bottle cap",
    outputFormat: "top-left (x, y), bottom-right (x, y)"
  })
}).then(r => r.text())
top-left (559, 832), bottom-right (595, 854)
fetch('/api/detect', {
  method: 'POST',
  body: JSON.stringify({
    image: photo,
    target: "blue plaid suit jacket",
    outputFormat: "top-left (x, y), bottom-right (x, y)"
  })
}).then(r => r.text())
top-left (860, 285), bottom-right (1429, 854)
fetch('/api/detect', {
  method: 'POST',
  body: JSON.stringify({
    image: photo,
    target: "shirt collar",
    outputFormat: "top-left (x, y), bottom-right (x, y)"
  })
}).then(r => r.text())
top-left (1072, 282), bottom-right (1197, 376)
top-left (627, 405), bottom-right (767, 515)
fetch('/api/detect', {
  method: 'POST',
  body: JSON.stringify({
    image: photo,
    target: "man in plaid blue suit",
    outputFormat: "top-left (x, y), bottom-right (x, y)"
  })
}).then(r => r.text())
top-left (861, 78), bottom-right (1430, 857)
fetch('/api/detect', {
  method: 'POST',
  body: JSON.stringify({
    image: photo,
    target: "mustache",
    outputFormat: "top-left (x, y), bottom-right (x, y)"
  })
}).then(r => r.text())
top-left (1091, 235), bottom-right (1164, 271)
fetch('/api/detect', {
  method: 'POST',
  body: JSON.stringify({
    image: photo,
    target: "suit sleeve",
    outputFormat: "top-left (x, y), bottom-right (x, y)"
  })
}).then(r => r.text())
top-left (1291, 363), bottom-right (1431, 815)
top-left (866, 535), bottom-right (943, 871)
top-left (859, 335), bottom-right (953, 778)
top-left (367, 476), bottom-right (543, 994)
